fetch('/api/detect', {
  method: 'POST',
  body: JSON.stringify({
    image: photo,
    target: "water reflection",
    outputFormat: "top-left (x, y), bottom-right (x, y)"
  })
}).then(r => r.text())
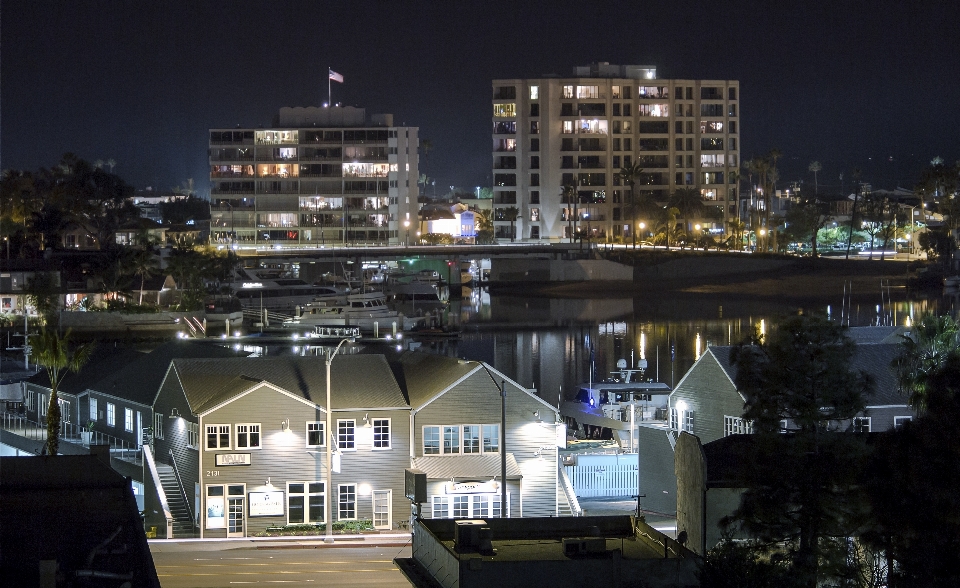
top-left (419, 287), bottom-right (959, 408)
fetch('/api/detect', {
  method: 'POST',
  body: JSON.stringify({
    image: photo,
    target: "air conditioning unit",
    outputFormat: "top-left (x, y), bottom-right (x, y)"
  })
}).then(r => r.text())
top-left (562, 537), bottom-right (607, 557)
top-left (455, 520), bottom-right (493, 554)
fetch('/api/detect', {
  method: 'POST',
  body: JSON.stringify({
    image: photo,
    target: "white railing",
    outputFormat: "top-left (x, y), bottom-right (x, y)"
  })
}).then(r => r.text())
top-left (143, 445), bottom-right (174, 539)
top-left (564, 462), bottom-right (639, 498)
top-left (0, 412), bottom-right (141, 463)
top-left (558, 457), bottom-right (583, 516)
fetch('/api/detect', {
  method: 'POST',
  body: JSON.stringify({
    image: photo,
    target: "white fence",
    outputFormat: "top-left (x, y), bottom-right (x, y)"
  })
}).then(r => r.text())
top-left (564, 461), bottom-right (639, 498)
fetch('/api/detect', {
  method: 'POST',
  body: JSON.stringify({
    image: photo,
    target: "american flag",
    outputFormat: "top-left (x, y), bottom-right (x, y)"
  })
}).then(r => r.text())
top-left (328, 69), bottom-right (343, 83)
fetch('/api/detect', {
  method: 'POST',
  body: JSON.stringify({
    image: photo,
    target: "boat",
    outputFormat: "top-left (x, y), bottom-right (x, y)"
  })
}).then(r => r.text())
top-left (203, 295), bottom-right (244, 328)
top-left (385, 278), bottom-right (447, 317)
top-left (228, 269), bottom-right (352, 313)
top-left (560, 359), bottom-right (672, 435)
top-left (281, 291), bottom-right (422, 333)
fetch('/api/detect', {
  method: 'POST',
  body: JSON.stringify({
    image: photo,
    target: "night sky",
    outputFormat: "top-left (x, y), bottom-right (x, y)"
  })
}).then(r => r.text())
top-left (3, 1), bottom-right (959, 197)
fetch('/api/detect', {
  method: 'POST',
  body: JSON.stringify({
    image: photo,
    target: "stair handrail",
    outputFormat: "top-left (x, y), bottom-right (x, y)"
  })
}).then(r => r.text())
top-left (558, 455), bottom-right (583, 516)
top-left (143, 445), bottom-right (174, 538)
top-left (168, 449), bottom-right (196, 531)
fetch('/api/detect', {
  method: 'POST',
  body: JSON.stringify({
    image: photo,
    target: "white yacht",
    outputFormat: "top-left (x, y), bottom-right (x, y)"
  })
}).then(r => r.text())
top-left (227, 269), bottom-right (352, 313)
top-left (281, 291), bottom-right (421, 333)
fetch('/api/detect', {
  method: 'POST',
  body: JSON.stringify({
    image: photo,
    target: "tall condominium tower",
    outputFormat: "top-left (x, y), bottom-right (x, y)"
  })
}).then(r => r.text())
top-left (492, 63), bottom-right (740, 242)
top-left (209, 106), bottom-right (418, 248)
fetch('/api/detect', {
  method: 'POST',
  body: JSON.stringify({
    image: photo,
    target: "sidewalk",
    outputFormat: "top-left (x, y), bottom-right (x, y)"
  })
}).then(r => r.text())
top-left (148, 532), bottom-right (413, 552)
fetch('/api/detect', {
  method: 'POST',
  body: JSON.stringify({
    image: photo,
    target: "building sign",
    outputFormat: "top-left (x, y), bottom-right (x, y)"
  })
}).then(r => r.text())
top-left (249, 491), bottom-right (285, 517)
top-left (445, 481), bottom-right (500, 494)
top-left (241, 282), bottom-right (263, 288)
top-left (216, 453), bottom-right (251, 466)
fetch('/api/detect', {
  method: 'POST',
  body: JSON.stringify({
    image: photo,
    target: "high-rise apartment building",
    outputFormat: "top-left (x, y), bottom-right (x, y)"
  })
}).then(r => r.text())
top-left (492, 63), bottom-right (740, 242)
top-left (209, 106), bottom-right (418, 248)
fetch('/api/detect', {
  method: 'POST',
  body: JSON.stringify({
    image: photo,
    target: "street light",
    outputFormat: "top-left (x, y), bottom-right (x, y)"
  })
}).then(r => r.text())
top-left (325, 337), bottom-right (355, 543)
top-left (638, 222), bottom-right (645, 249)
top-left (758, 228), bottom-right (767, 252)
top-left (403, 220), bottom-right (410, 246)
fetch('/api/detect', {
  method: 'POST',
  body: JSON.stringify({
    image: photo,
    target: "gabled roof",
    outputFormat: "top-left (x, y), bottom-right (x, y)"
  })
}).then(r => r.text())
top-left (170, 355), bottom-right (408, 415)
top-left (88, 341), bottom-right (241, 406)
top-left (397, 352), bottom-right (478, 409)
top-left (26, 344), bottom-right (144, 395)
top-left (701, 343), bottom-right (906, 408)
top-left (846, 326), bottom-right (907, 345)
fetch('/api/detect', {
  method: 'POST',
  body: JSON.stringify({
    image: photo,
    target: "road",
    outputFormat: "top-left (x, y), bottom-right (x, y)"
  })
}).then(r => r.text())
top-left (150, 541), bottom-right (412, 587)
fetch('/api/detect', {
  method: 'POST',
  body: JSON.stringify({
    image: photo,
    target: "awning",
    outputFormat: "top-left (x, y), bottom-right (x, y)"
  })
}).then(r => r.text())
top-left (412, 453), bottom-right (522, 480)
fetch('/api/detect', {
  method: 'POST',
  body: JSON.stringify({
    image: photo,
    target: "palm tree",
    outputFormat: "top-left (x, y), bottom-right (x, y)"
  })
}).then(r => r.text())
top-left (808, 161), bottom-right (822, 195)
top-left (131, 248), bottom-right (159, 305)
top-left (617, 163), bottom-right (645, 248)
top-left (502, 206), bottom-right (519, 242)
top-left (32, 328), bottom-right (94, 455)
top-left (655, 206), bottom-right (681, 249)
top-left (669, 188), bottom-right (705, 230)
top-left (893, 314), bottom-right (960, 413)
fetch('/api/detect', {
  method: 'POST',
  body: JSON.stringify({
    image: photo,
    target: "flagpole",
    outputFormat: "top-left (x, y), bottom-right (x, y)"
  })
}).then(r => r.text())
top-left (328, 66), bottom-right (331, 107)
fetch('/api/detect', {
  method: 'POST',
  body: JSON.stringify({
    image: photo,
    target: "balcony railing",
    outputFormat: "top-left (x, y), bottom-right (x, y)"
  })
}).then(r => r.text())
top-left (0, 411), bottom-right (142, 464)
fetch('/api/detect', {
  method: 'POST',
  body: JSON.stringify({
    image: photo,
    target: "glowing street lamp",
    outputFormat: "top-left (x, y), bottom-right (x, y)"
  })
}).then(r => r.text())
top-left (403, 220), bottom-right (410, 246)
top-left (638, 222), bottom-right (646, 249)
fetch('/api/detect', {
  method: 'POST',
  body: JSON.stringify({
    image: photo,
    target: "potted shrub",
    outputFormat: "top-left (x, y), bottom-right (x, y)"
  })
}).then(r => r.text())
top-left (81, 421), bottom-right (95, 444)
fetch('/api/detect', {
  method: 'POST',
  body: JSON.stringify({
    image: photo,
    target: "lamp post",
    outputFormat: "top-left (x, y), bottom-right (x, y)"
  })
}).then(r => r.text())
top-left (695, 224), bottom-right (702, 250)
top-left (325, 337), bottom-right (354, 543)
top-left (758, 228), bottom-right (767, 253)
top-left (638, 222), bottom-right (645, 249)
top-left (403, 220), bottom-right (410, 247)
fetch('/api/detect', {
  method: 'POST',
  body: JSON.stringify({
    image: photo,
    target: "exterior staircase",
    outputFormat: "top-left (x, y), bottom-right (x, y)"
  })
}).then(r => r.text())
top-left (156, 463), bottom-right (197, 538)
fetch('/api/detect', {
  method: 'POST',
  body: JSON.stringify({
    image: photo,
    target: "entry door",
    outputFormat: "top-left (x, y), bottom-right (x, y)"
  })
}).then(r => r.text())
top-left (136, 411), bottom-right (143, 447)
top-left (373, 490), bottom-right (392, 530)
top-left (227, 485), bottom-right (245, 537)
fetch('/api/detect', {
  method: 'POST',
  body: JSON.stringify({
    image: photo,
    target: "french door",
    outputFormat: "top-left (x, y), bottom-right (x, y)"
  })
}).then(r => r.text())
top-left (227, 484), bottom-right (245, 537)
top-left (373, 490), bottom-right (392, 530)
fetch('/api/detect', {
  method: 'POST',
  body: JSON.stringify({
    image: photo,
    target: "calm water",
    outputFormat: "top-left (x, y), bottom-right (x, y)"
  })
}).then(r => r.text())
top-left (411, 286), bottom-right (959, 408)
top-left (258, 285), bottom-right (957, 409)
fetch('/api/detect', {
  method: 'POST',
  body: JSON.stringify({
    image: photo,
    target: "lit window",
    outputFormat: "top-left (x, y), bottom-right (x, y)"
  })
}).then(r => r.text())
top-left (338, 484), bottom-right (357, 520)
top-left (453, 495), bottom-right (470, 518)
top-left (288, 482), bottom-right (324, 524)
top-left (186, 422), bottom-right (199, 448)
top-left (463, 425), bottom-right (481, 453)
top-left (307, 422), bottom-right (325, 447)
top-left (124, 408), bottom-right (134, 432)
top-left (529, 85), bottom-right (539, 100)
top-left (373, 418), bottom-right (391, 449)
top-left (338, 420), bottom-right (355, 450)
top-left (493, 103), bottom-right (516, 117)
top-left (423, 426), bottom-right (440, 455)
top-left (723, 415), bottom-right (754, 436)
top-left (106, 403), bottom-right (116, 427)
top-left (576, 85), bottom-right (599, 99)
top-left (483, 425), bottom-right (499, 453)
top-left (154, 413), bottom-right (164, 440)
top-left (236, 424), bottom-right (261, 449)
top-left (443, 426), bottom-right (460, 454)
top-left (432, 496), bottom-right (449, 518)
top-left (562, 85), bottom-right (574, 99)
top-left (206, 424), bottom-right (231, 450)
top-left (638, 104), bottom-right (670, 117)
top-left (89, 398), bottom-right (98, 421)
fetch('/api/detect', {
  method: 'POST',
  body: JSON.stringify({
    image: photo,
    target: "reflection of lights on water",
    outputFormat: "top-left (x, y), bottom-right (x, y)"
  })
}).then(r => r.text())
top-left (759, 319), bottom-right (766, 339)
top-left (640, 332), bottom-right (646, 360)
top-left (905, 315), bottom-right (911, 327)
top-left (695, 333), bottom-right (701, 360)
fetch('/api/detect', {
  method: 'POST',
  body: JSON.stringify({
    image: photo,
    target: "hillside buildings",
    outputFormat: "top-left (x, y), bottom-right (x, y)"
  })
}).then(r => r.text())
top-left (491, 62), bottom-right (740, 242)
top-left (209, 106), bottom-right (419, 248)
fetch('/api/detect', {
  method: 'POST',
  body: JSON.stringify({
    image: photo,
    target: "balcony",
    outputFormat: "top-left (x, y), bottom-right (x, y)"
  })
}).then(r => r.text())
top-left (0, 411), bottom-right (142, 465)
